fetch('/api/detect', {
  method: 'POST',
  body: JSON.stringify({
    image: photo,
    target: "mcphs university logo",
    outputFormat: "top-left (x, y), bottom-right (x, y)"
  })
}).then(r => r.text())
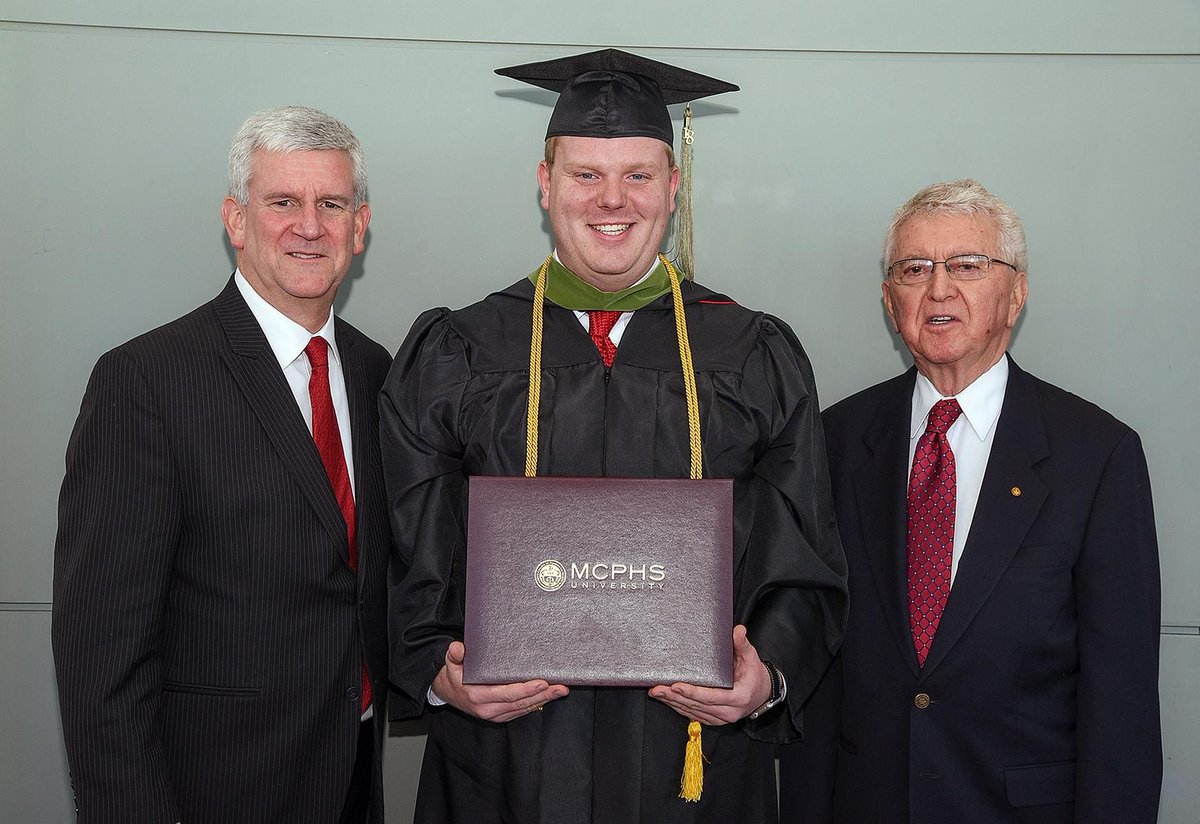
top-left (533, 559), bottom-right (667, 592)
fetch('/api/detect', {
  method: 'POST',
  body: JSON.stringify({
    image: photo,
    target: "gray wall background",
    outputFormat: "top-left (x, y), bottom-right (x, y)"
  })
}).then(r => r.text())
top-left (2, 2), bottom-right (1197, 821)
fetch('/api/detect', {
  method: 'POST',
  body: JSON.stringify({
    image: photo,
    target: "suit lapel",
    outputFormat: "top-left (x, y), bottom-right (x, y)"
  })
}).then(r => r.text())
top-left (921, 359), bottom-right (1049, 676)
top-left (337, 320), bottom-right (376, 591)
top-left (212, 278), bottom-right (351, 559)
top-left (852, 370), bottom-right (922, 675)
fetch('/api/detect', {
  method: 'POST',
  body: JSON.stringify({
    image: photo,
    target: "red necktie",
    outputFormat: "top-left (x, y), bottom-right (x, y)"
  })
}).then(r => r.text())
top-left (305, 336), bottom-right (372, 712)
top-left (588, 310), bottom-right (622, 368)
top-left (906, 398), bottom-right (962, 667)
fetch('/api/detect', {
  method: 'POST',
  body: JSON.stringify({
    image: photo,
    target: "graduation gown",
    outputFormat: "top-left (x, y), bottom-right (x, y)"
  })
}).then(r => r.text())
top-left (380, 275), bottom-right (848, 824)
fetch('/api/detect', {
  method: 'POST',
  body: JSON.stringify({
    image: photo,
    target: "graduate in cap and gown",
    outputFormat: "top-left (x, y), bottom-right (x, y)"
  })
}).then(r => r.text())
top-left (381, 49), bottom-right (849, 824)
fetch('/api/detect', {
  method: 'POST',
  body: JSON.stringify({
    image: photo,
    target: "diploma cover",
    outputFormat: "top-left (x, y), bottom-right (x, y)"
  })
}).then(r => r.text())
top-left (462, 476), bottom-right (733, 688)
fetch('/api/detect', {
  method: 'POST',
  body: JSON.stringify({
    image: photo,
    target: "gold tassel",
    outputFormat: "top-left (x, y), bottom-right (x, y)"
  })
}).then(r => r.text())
top-left (679, 720), bottom-right (705, 801)
top-left (676, 104), bottom-right (695, 280)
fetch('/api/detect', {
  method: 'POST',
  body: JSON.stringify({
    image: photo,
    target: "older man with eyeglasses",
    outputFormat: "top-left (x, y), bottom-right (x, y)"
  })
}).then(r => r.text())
top-left (778, 179), bottom-right (1162, 824)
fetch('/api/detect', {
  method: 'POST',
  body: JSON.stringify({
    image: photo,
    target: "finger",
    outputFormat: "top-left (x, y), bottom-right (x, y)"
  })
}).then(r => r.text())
top-left (520, 684), bottom-right (569, 707)
top-left (483, 702), bottom-right (541, 723)
top-left (446, 641), bottom-right (466, 666)
top-left (732, 625), bottom-right (756, 659)
top-left (485, 679), bottom-right (551, 703)
top-left (658, 682), bottom-right (754, 721)
top-left (486, 685), bottom-right (569, 722)
top-left (652, 686), bottom-right (714, 714)
top-left (473, 680), bottom-right (567, 707)
top-left (527, 684), bottom-right (568, 704)
top-left (668, 682), bottom-right (743, 706)
top-left (651, 694), bottom-right (731, 726)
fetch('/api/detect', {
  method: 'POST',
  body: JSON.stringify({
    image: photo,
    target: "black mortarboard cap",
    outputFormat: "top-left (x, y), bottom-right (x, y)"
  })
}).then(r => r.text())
top-left (495, 48), bottom-right (738, 144)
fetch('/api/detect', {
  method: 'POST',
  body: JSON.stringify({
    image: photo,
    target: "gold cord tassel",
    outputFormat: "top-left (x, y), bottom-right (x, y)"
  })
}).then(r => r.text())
top-left (661, 255), bottom-right (706, 800)
top-left (679, 720), bottom-right (705, 801)
top-left (676, 104), bottom-right (695, 280)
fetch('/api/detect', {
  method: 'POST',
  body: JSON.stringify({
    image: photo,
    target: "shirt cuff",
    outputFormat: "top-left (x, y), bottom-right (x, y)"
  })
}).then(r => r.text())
top-left (427, 685), bottom-right (447, 707)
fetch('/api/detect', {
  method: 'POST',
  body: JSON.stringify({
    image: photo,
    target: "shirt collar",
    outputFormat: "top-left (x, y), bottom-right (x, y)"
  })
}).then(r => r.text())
top-left (234, 270), bottom-right (340, 371)
top-left (910, 355), bottom-right (1009, 442)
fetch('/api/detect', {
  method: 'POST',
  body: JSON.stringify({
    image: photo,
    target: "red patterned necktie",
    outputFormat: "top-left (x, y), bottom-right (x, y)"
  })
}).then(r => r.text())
top-left (588, 310), bottom-right (622, 368)
top-left (906, 397), bottom-right (963, 667)
top-left (305, 336), bottom-right (372, 712)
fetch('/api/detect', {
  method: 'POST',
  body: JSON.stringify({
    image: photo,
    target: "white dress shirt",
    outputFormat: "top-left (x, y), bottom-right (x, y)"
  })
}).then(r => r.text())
top-left (907, 356), bottom-right (1009, 586)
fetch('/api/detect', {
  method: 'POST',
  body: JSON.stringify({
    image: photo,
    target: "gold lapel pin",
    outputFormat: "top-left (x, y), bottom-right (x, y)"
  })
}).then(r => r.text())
top-left (1010, 486), bottom-right (1022, 497)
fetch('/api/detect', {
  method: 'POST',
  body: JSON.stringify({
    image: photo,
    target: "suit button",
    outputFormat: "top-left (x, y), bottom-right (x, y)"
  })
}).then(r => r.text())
top-left (914, 693), bottom-right (931, 709)
top-left (345, 686), bottom-right (361, 702)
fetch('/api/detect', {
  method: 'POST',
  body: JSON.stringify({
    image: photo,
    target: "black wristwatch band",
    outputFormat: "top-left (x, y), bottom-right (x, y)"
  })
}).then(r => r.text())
top-left (748, 659), bottom-right (783, 720)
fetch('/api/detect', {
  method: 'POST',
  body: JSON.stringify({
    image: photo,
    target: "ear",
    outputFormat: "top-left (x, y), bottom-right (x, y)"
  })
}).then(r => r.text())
top-left (537, 160), bottom-right (552, 211)
top-left (881, 280), bottom-right (900, 333)
top-left (668, 165), bottom-right (680, 214)
top-left (221, 197), bottom-right (246, 250)
top-left (1008, 271), bottom-right (1029, 328)
top-left (352, 203), bottom-right (371, 256)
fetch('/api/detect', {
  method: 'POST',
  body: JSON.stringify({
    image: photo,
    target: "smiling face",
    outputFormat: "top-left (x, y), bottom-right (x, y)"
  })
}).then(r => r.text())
top-left (222, 148), bottom-right (370, 330)
top-left (537, 135), bottom-right (679, 291)
top-left (883, 212), bottom-right (1028, 395)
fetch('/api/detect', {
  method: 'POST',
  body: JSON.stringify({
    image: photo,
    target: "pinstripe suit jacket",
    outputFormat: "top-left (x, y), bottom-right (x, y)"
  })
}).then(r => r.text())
top-left (52, 278), bottom-right (392, 824)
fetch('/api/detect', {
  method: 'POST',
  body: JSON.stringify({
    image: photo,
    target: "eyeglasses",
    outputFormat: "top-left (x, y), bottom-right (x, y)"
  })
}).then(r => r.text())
top-left (886, 254), bottom-right (1017, 285)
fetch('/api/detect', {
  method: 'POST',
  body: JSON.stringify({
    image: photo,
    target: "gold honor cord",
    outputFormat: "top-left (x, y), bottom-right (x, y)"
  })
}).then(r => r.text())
top-left (525, 256), bottom-right (550, 478)
top-left (523, 253), bottom-right (709, 801)
top-left (662, 254), bottom-right (704, 483)
top-left (525, 254), bottom-right (702, 479)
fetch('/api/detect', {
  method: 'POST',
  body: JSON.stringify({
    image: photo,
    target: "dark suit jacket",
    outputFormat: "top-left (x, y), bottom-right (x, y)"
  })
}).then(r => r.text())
top-left (52, 278), bottom-right (393, 824)
top-left (779, 357), bottom-right (1161, 824)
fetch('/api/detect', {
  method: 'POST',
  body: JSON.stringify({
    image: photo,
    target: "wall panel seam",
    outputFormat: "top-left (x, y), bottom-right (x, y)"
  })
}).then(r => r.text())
top-left (2, 20), bottom-right (1199, 59)
top-left (5, 604), bottom-right (1198, 632)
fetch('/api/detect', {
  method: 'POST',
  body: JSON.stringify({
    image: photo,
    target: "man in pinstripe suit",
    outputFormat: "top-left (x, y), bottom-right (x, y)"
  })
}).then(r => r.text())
top-left (52, 106), bottom-right (392, 824)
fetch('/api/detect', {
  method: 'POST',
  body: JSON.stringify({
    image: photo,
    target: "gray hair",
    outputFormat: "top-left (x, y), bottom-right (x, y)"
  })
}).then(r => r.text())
top-left (227, 105), bottom-right (367, 207)
top-left (883, 179), bottom-right (1027, 274)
